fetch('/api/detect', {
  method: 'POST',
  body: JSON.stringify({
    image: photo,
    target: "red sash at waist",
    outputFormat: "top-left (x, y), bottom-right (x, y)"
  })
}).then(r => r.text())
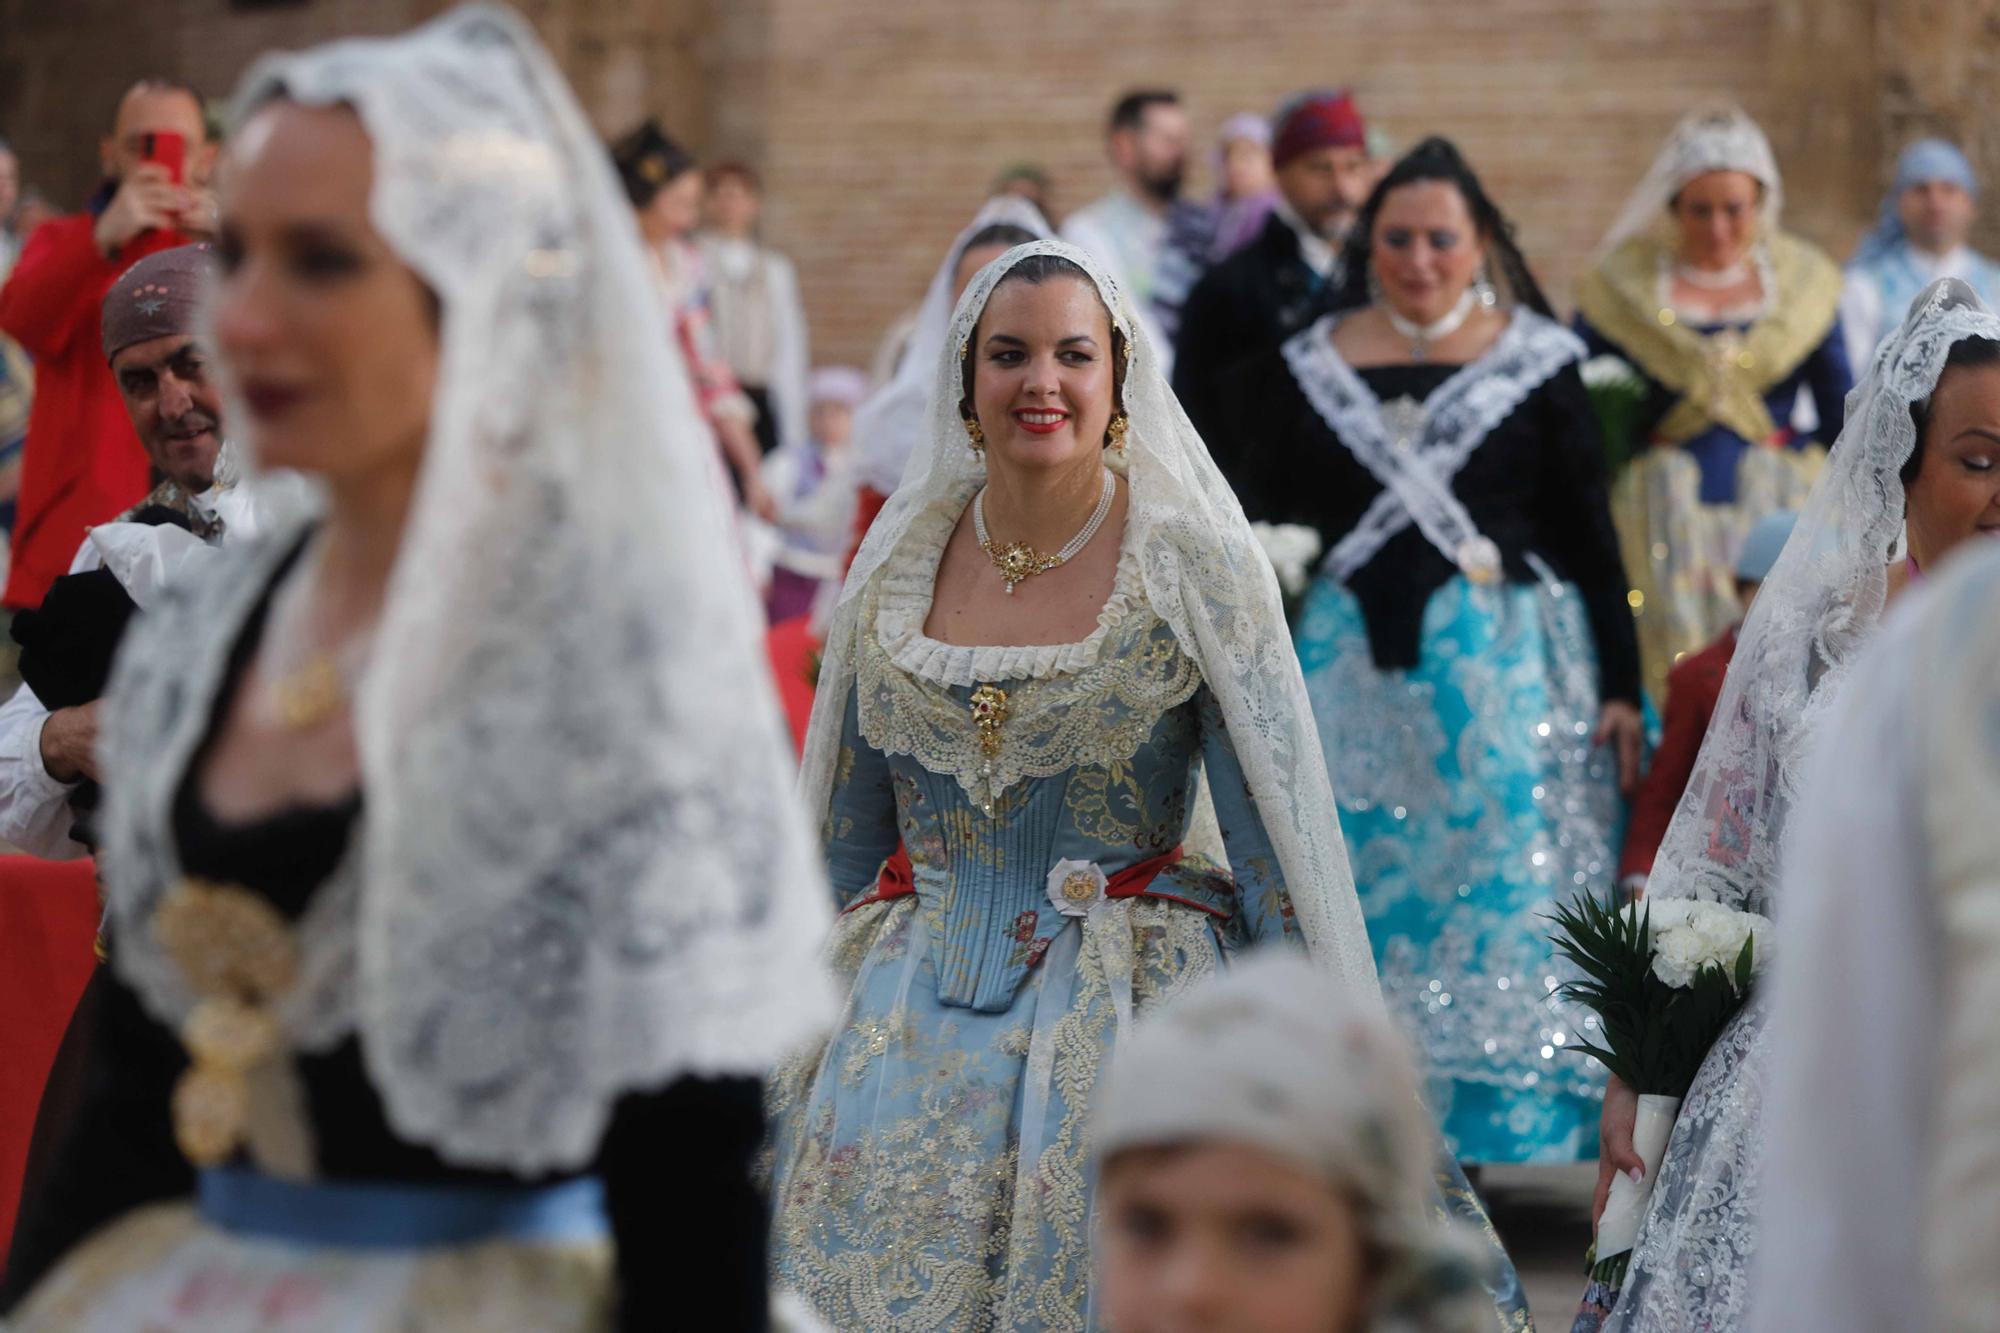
top-left (1644, 425), bottom-right (1797, 449)
top-left (843, 844), bottom-right (1193, 915)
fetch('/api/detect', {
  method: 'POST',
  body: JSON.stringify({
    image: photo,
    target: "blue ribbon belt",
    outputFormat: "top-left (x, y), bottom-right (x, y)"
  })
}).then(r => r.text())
top-left (197, 1167), bottom-right (609, 1250)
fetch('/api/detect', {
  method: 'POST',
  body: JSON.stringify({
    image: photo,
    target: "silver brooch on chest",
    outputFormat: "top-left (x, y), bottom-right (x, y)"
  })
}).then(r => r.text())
top-left (1380, 395), bottom-right (1428, 454)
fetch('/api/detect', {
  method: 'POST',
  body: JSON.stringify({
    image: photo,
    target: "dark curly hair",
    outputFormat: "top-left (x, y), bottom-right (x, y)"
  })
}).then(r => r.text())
top-left (957, 252), bottom-right (1129, 429)
top-left (1905, 335), bottom-right (2000, 484)
top-left (1332, 135), bottom-right (1553, 318)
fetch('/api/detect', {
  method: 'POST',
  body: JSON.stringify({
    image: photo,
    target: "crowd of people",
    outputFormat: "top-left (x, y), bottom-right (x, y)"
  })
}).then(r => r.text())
top-left (0, 5), bottom-right (1997, 1331)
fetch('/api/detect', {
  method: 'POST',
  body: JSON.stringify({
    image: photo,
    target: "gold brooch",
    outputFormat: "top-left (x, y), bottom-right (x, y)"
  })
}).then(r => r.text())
top-left (154, 878), bottom-right (298, 1167)
top-left (269, 655), bottom-right (347, 732)
top-left (970, 684), bottom-right (1009, 758)
top-left (980, 540), bottom-right (1062, 595)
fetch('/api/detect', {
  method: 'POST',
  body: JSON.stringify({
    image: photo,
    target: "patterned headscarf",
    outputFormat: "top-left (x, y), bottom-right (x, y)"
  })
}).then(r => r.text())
top-left (102, 244), bottom-right (214, 363)
top-left (1272, 90), bottom-right (1366, 170)
top-left (1852, 138), bottom-right (1980, 266)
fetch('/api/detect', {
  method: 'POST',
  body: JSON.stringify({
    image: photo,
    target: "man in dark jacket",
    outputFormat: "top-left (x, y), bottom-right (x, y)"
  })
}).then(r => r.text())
top-left (1173, 91), bottom-right (1374, 485)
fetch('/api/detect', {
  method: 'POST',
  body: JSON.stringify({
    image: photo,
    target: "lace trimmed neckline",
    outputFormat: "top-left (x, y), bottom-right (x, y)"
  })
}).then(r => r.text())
top-left (873, 480), bottom-right (1148, 688)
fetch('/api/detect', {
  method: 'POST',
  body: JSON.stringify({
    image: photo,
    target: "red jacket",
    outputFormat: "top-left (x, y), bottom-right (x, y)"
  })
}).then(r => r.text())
top-left (0, 215), bottom-right (187, 608)
top-left (1619, 626), bottom-right (1738, 884)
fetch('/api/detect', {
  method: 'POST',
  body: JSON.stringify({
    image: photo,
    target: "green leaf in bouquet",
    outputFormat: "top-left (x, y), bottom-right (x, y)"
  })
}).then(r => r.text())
top-left (1587, 1247), bottom-right (1632, 1289)
top-left (1546, 893), bottom-right (1659, 1088)
top-left (1547, 892), bottom-right (1761, 1094)
top-left (1585, 376), bottom-right (1649, 478)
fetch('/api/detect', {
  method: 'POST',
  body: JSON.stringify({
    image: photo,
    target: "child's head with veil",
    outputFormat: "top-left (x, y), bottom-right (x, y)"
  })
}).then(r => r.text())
top-left (1092, 954), bottom-right (1494, 1333)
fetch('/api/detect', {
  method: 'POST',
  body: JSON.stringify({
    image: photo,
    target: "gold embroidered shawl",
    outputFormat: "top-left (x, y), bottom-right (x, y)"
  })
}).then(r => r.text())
top-left (1574, 231), bottom-right (1842, 446)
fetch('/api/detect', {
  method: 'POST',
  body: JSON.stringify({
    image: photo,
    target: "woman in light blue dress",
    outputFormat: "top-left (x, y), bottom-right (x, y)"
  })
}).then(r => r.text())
top-left (768, 240), bottom-right (1529, 1331)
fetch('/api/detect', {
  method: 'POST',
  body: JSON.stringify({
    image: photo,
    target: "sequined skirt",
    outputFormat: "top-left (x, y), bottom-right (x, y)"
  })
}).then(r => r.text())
top-left (1297, 567), bottom-right (1621, 1165)
top-left (9, 1171), bottom-right (614, 1332)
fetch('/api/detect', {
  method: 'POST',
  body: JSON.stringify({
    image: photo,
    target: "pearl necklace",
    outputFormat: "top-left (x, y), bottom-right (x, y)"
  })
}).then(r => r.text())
top-left (1383, 287), bottom-right (1477, 362)
top-left (974, 470), bottom-right (1117, 594)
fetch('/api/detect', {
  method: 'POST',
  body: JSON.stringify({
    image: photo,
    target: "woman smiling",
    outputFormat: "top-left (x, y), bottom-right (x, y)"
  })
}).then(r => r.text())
top-left (769, 239), bottom-right (1410, 1329)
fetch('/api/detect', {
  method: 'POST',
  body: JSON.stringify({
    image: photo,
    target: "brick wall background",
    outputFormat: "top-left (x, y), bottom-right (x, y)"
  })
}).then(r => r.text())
top-left (3, 0), bottom-right (1998, 365)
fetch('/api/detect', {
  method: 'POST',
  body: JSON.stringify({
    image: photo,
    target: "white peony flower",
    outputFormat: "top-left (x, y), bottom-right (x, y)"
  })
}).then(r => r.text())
top-left (1250, 522), bottom-right (1324, 599)
top-left (1582, 354), bottom-right (1643, 391)
top-left (1641, 898), bottom-right (1771, 990)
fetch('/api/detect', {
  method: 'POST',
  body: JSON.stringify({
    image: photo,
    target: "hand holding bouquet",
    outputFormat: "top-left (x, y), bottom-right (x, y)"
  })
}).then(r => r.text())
top-left (1548, 894), bottom-right (1770, 1286)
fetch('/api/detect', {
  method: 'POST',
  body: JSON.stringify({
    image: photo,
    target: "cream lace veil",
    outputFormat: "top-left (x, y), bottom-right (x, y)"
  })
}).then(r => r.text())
top-left (110, 6), bottom-right (833, 1170)
top-left (1595, 106), bottom-right (1783, 261)
top-left (801, 239), bottom-right (1378, 992)
top-left (852, 196), bottom-right (1052, 496)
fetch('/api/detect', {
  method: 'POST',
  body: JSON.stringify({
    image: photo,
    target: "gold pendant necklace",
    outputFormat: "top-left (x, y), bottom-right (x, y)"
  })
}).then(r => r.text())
top-left (972, 471), bottom-right (1116, 594)
top-left (269, 654), bottom-right (349, 731)
top-left (260, 542), bottom-right (376, 732)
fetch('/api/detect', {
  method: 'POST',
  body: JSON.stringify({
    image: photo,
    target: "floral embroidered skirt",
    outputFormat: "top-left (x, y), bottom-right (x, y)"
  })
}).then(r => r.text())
top-left (1297, 569), bottom-right (1622, 1165)
top-left (764, 893), bottom-right (1226, 1332)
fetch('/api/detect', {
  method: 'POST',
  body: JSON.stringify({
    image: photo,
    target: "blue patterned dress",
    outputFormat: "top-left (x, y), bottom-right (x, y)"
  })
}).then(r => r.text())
top-left (765, 521), bottom-right (1533, 1330)
top-left (1214, 309), bottom-right (1641, 1165)
top-left (766, 544), bottom-right (1300, 1330)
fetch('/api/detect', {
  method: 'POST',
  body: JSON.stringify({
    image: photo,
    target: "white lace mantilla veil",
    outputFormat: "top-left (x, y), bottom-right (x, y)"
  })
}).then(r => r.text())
top-left (799, 239), bottom-right (1379, 993)
top-left (851, 197), bottom-right (1052, 497)
top-left (1648, 275), bottom-right (2000, 916)
top-left (102, 5), bottom-right (833, 1171)
top-left (1594, 106), bottom-right (1782, 261)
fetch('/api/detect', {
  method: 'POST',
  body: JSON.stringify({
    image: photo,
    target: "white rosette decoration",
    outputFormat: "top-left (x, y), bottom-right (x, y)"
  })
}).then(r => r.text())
top-left (1046, 858), bottom-right (1109, 918)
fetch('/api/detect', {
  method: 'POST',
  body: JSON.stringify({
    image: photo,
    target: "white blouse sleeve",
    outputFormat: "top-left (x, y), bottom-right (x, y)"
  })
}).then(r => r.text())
top-left (1751, 607), bottom-right (1935, 1333)
top-left (0, 538), bottom-right (105, 861)
top-left (0, 679), bottom-right (86, 860)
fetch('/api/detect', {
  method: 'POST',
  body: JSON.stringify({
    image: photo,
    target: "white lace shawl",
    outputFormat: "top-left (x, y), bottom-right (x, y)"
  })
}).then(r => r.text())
top-left (1279, 306), bottom-right (1586, 583)
top-left (100, 5), bottom-right (832, 1173)
top-left (1648, 277), bottom-right (2000, 916)
top-left (1595, 106), bottom-right (1783, 261)
top-left (852, 197), bottom-right (1052, 496)
top-left (800, 239), bottom-right (1380, 996)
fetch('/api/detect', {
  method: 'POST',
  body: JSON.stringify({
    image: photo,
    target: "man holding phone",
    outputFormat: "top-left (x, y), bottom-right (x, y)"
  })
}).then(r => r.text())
top-left (0, 79), bottom-right (216, 610)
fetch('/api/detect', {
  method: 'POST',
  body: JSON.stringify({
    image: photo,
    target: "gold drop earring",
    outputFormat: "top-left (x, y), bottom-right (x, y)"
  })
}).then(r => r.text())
top-left (1105, 413), bottom-right (1129, 452)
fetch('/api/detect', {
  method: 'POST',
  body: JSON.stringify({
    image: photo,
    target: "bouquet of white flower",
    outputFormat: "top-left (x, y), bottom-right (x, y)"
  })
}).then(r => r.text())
top-left (1249, 522), bottom-right (1322, 622)
top-left (1547, 892), bottom-right (1771, 1286)
top-left (1580, 353), bottom-right (1648, 477)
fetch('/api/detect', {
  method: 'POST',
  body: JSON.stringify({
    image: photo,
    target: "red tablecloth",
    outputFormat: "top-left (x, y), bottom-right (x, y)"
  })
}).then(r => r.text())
top-left (0, 857), bottom-right (98, 1266)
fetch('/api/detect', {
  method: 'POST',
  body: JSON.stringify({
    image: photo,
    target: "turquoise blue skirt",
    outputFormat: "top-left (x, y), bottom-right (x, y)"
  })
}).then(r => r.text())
top-left (1297, 569), bottom-right (1621, 1164)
